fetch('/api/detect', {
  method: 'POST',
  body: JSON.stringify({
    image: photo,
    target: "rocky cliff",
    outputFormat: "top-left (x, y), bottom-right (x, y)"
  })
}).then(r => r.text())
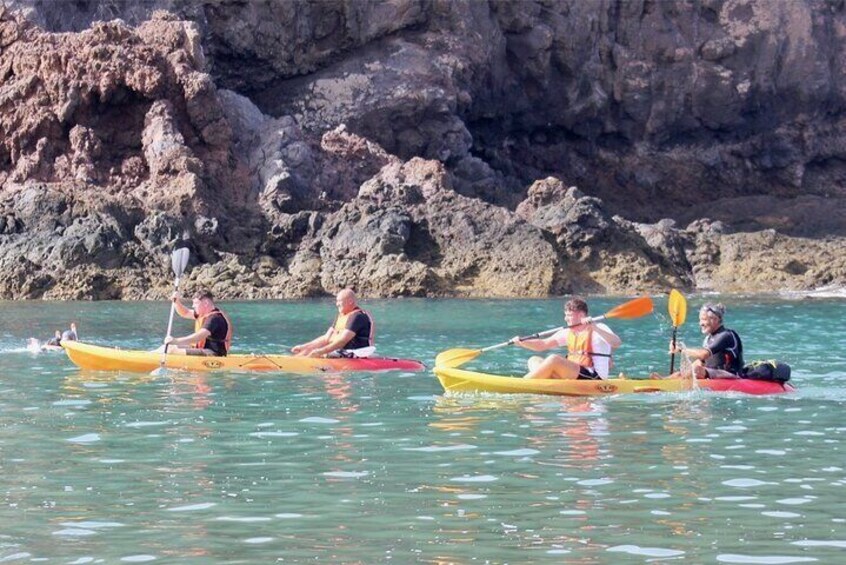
top-left (1, 0), bottom-right (844, 299)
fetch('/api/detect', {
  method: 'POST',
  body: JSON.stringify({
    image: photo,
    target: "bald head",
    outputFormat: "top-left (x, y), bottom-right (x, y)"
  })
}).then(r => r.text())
top-left (335, 288), bottom-right (358, 314)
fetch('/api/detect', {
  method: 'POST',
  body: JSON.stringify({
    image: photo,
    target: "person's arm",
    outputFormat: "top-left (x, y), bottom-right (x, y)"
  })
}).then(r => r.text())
top-left (292, 329), bottom-right (332, 355)
top-left (682, 331), bottom-right (738, 365)
top-left (308, 329), bottom-right (354, 357)
top-left (590, 322), bottom-right (621, 349)
top-left (512, 334), bottom-right (560, 352)
top-left (669, 341), bottom-right (710, 361)
top-left (171, 293), bottom-right (195, 320)
top-left (165, 328), bottom-right (210, 348)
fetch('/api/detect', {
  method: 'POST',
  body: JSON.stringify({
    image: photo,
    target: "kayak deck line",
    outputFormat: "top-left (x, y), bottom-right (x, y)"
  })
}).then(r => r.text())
top-left (62, 340), bottom-right (425, 374)
top-left (433, 365), bottom-right (794, 396)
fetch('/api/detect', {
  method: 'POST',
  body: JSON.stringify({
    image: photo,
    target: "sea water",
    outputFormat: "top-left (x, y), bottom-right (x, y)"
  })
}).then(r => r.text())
top-left (0, 296), bottom-right (844, 563)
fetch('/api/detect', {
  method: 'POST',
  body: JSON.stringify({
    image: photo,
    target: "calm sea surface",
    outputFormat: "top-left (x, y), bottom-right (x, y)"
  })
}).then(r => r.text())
top-left (1, 296), bottom-right (845, 563)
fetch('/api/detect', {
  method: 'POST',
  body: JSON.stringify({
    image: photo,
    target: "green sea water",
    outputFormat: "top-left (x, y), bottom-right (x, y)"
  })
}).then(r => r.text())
top-left (1, 296), bottom-right (845, 563)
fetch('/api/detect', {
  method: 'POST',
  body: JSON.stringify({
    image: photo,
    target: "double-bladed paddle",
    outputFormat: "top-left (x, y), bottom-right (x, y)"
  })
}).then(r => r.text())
top-left (435, 296), bottom-right (654, 369)
top-left (152, 247), bottom-right (190, 376)
top-left (668, 289), bottom-right (687, 373)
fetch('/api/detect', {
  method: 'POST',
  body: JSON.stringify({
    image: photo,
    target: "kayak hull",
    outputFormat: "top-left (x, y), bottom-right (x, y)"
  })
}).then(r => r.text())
top-left (63, 341), bottom-right (425, 374)
top-left (434, 366), bottom-right (793, 396)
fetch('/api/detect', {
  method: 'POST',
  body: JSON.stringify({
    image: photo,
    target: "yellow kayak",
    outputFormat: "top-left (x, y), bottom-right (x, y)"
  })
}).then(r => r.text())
top-left (63, 341), bottom-right (426, 374)
top-left (434, 365), bottom-right (793, 396)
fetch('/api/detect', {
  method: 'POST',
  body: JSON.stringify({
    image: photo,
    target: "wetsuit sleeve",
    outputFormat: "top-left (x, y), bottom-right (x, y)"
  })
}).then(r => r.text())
top-left (705, 331), bottom-right (735, 355)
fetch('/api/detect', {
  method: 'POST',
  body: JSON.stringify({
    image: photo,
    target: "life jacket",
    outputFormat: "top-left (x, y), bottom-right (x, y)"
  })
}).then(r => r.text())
top-left (332, 307), bottom-right (375, 349)
top-left (566, 327), bottom-right (594, 369)
top-left (194, 309), bottom-right (233, 354)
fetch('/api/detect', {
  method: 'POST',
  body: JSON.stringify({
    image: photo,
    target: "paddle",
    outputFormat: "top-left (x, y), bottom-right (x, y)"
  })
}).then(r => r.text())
top-left (668, 289), bottom-right (687, 373)
top-left (152, 247), bottom-right (190, 376)
top-left (435, 296), bottom-right (655, 369)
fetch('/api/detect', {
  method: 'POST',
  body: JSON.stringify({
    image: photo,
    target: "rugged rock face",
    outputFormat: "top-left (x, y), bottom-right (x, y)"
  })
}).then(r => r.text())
top-left (1, 1), bottom-right (845, 299)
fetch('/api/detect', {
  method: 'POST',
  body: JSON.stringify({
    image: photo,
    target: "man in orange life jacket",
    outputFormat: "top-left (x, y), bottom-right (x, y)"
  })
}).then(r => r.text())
top-left (292, 288), bottom-right (375, 358)
top-left (513, 297), bottom-right (621, 380)
top-left (164, 289), bottom-right (232, 356)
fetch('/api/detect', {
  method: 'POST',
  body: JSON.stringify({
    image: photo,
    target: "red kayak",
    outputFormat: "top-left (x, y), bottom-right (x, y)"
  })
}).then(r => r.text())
top-left (699, 379), bottom-right (795, 395)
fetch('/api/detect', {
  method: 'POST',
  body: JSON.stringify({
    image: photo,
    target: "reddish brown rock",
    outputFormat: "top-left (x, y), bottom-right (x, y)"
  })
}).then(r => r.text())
top-left (1, 2), bottom-right (845, 299)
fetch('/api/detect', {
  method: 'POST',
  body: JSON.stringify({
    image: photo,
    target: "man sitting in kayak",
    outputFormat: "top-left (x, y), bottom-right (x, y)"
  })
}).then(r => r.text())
top-left (513, 298), bottom-right (621, 379)
top-left (667, 302), bottom-right (744, 379)
top-left (163, 289), bottom-right (232, 356)
top-left (292, 288), bottom-right (375, 358)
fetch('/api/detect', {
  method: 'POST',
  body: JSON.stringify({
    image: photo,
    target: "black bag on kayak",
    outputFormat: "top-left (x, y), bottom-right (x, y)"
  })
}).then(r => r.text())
top-left (742, 360), bottom-right (791, 383)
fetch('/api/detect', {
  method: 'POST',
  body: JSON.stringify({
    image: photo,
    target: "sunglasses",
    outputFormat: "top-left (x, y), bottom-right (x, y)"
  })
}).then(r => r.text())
top-left (701, 306), bottom-right (723, 319)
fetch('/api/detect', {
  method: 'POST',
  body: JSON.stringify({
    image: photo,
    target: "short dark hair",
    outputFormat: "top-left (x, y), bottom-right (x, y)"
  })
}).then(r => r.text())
top-left (564, 298), bottom-right (589, 314)
top-left (193, 289), bottom-right (214, 301)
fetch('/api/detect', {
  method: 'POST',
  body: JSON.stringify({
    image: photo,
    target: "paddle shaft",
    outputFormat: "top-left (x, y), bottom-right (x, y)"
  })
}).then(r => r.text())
top-left (669, 326), bottom-right (678, 373)
top-left (479, 314), bottom-right (608, 353)
top-left (153, 247), bottom-right (191, 374)
top-left (667, 289), bottom-right (687, 375)
top-left (160, 276), bottom-right (181, 359)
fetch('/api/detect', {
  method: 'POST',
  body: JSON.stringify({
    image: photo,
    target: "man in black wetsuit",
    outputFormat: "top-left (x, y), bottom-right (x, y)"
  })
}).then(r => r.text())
top-left (669, 302), bottom-right (744, 379)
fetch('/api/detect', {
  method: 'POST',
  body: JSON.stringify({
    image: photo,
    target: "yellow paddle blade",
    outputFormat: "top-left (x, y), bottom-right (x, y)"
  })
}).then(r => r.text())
top-left (603, 296), bottom-right (654, 320)
top-left (668, 289), bottom-right (687, 327)
top-left (435, 348), bottom-right (482, 369)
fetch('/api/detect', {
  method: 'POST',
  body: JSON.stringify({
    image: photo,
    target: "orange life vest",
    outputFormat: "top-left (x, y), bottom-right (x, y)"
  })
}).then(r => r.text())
top-left (332, 307), bottom-right (375, 348)
top-left (566, 327), bottom-right (594, 369)
top-left (194, 309), bottom-right (233, 353)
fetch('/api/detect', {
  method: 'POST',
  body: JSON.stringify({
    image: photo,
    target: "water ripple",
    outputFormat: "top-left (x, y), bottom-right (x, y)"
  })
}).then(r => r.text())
top-left (167, 502), bottom-right (217, 512)
top-left (723, 479), bottom-right (775, 488)
top-left (450, 475), bottom-right (498, 483)
top-left (716, 555), bottom-right (817, 564)
top-left (67, 433), bottom-right (100, 444)
top-left (299, 417), bottom-right (340, 424)
top-left (493, 448), bottom-right (540, 456)
top-left (403, 444), bottom-right (477, 452)
top-left (607, 545), bottom-right (685, 558)
top-left (791, 541), bottom-right (846, 548)
top-left (323, 471), bottom-right (369, 479)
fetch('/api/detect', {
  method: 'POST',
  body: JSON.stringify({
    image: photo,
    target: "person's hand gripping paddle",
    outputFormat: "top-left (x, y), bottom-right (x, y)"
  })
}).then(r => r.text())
top-left (152, 248), bottom-right (190, 376)
top-left (668, 289), bottom-right (687, 374)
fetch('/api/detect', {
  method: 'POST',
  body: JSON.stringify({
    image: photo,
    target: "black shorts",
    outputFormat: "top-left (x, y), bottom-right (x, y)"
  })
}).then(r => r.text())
top-left (577, 366), bottom-right (601, 380)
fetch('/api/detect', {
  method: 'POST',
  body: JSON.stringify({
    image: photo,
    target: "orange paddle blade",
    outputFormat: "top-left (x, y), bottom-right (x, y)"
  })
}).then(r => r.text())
top-left (603, 296), bottom-right (654, 320)
top-left (668, 289), bottom-right (687, 328)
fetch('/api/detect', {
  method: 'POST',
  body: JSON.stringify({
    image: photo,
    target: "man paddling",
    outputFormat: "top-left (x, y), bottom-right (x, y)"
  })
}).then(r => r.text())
top-left (666, 302), bottom-right (744, 379)
top-left (292, 288), bottom-right (375, 358)
top-left (163, 289), bottom-right (232, 356)
top-left (513, 298), bottom-right (621, 379)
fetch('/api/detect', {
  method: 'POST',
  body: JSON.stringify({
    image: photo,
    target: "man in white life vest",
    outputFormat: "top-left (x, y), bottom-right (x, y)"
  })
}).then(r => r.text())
top-left (513, 297), bottom-right (621, 380)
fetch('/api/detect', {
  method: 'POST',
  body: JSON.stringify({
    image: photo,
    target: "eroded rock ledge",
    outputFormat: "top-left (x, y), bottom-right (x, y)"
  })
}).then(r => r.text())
top-left (1, 2), bottom-right (844, 299)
